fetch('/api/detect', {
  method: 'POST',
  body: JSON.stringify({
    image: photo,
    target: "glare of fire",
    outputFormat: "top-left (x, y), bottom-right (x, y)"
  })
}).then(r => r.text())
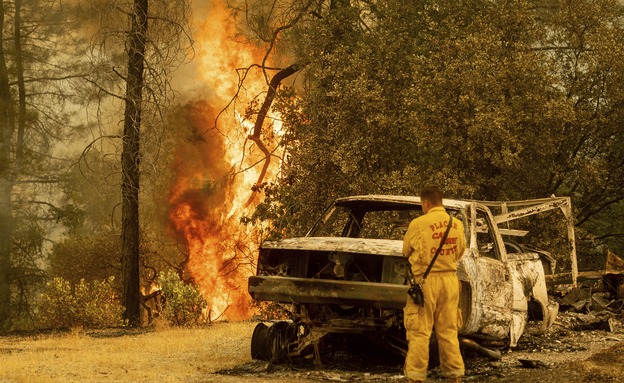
top-left (167, 1), bottom-right (283, 321)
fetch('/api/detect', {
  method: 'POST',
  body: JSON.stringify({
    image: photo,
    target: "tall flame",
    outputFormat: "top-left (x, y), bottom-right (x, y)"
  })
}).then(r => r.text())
top-left (168, 1), bottom-right (281, 321)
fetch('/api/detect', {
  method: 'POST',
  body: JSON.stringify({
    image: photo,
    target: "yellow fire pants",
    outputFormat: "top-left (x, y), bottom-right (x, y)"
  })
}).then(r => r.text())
top-left (403, 272), bottom-right (464, 381)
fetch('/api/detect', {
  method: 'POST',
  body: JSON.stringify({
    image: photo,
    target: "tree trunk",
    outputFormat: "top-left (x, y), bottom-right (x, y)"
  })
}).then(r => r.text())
top-left (121, 0), bottom-right (148, 327)
top-left (0, 175), bottom-right (11, 331)
top-left (14, 0), bottom-right (25, 168)
top-left (0, 0), bottom-right (16, 330)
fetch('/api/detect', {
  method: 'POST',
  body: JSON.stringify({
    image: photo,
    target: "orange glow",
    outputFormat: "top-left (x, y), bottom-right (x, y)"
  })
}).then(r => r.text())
top-left (167, 1), bottom-right (282, 321)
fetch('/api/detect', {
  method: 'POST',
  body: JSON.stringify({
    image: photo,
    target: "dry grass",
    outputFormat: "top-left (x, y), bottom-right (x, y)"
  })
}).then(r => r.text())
top-left (3, 318), bottom-right (624, 383)
top-left (0, 320), bottom-right (257, 383)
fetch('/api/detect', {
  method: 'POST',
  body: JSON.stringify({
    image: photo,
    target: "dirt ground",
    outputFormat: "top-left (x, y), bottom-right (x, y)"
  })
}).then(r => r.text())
top-left (1, 311), bottom-right (623, 383)
top-left (219, 311), bottom-right (624, 383)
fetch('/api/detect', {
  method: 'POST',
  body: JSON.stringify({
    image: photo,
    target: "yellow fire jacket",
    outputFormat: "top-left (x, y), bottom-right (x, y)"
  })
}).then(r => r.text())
top-left (402, 206), bottom-right (467, 278)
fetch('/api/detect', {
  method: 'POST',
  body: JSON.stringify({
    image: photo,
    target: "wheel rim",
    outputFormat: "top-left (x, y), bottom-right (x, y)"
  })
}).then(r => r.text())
top-left (251, 322), bottom-right (270, 360)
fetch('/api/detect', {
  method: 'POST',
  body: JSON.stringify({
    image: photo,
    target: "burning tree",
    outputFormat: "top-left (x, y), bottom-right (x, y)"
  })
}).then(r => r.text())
top-left (163, 0), bottom-right (314, 321)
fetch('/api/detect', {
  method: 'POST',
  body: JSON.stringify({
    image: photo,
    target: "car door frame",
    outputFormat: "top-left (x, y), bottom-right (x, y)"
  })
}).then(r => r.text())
top-left (458, 202), bottom-right (514, 340)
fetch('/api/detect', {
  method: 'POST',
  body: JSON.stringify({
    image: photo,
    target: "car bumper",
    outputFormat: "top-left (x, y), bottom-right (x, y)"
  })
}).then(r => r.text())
top-left (248, 275), bottom-right (409, 310)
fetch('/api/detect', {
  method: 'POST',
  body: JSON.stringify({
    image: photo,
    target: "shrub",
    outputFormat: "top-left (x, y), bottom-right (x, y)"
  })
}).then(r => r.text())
top-left (158, 271), bottom-right (207, 326)
top-left (38, 276), bottom-right (124, 329)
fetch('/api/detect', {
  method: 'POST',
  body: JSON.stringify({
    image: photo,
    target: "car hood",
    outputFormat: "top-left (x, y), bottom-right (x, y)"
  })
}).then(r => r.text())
top-left (261, 237), bottom-right (403, 257)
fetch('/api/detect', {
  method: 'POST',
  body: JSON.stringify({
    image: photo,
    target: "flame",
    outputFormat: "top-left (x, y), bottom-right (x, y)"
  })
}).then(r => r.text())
top-left (167, 1), bottom-right (282, 321)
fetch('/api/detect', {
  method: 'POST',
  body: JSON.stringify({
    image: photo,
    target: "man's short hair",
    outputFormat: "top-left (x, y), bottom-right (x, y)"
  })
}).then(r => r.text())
top-left (420, 184), bottom-right (443, 205)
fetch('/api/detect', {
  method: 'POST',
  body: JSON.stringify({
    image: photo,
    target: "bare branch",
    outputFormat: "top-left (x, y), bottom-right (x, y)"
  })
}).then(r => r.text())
top-left (244, 62), bottom-right (306, 207)
top-left (83, 77), bottom-right (126, 101)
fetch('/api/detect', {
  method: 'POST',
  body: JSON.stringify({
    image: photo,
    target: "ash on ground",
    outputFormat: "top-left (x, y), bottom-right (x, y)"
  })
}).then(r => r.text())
top-left (220, 289), bottom-right (624, 382)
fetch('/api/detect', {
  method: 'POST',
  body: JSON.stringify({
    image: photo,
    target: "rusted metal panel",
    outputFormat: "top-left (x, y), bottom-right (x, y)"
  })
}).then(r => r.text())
top-left (248, 275), bottom-right (408, 309)
top-left (261, 237), bottom-right (403, 257)
top-left (334, 195), bottom-right (472, 210)
top-left (486, 197), bottom-right (578, 287)
top-left (545, 270), bottom-right (606, 285)
top-left (474, 257), bottom-right (513, 340)
top-left (507, 253), bottom-right (558, 343)
top-left (606, 251), bottom-right (624, 274)
top-left (490, 198), bottom-right (570, 224)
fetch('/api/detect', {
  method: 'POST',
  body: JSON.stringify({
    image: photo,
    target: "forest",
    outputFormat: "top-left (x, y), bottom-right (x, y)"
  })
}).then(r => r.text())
top-left (1, 0), bottom-right (623, 331)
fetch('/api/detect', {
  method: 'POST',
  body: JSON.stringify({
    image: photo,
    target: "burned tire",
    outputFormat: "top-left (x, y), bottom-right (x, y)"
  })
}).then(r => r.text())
top-left (268, 321), bottom-right (297, 363)
top-left (251, 322), bottom-right (271, 360)
top-left (251, 321), bottom-right (297, 363)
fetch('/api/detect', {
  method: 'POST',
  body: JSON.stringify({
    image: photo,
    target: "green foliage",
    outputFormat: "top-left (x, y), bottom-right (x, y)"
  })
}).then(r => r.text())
top-left (243, 0), bottom-right (624, 258)
top-left (49, 235), bottom-right (120, 286)
top-left (38, 277), bottom-right (124, 329)
top-left (158, 271), bottom-right (207, 326)
top-left (0, 0), bottom-right (102, 329)
top-left (4, 216), bottom-right (50, 330)
top-left (49, 227), bottom-right (183, 297)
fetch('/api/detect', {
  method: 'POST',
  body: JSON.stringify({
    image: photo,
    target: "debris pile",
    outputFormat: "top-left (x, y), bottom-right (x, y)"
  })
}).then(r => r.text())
top-left (551, 251), bottom-right (624, 332)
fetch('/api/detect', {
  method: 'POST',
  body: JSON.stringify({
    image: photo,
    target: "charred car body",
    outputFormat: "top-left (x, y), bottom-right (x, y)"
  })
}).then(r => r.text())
top-left (248, 195), bottom-right (577, 363)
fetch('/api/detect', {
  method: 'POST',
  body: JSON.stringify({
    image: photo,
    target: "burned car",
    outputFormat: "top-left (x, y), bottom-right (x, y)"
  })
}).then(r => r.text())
top-left (248, 195), bottom-right (577, 363)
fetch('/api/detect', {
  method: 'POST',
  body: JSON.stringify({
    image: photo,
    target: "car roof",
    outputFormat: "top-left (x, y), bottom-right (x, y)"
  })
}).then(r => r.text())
top-left (334, 195), bottom-right (472, 210)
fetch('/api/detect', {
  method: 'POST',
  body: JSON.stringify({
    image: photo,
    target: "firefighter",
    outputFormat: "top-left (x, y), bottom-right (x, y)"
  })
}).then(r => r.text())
top-left (402, 184), bottom-right (466, 383)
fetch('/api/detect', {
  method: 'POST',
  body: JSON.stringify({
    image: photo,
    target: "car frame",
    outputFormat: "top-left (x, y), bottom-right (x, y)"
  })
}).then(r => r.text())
top-left (248, 195), bottom-right (577, 363)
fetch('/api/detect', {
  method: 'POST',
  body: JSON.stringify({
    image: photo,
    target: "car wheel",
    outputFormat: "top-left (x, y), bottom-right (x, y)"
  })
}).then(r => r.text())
top-left (251, 321), bottom-right (297, 363)
top-left (251, 322), bottom-right (271, 360)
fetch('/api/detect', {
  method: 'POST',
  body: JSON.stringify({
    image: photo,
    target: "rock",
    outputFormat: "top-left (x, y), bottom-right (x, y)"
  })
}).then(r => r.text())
top-left (518, 358), bottom-right (551, 368)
